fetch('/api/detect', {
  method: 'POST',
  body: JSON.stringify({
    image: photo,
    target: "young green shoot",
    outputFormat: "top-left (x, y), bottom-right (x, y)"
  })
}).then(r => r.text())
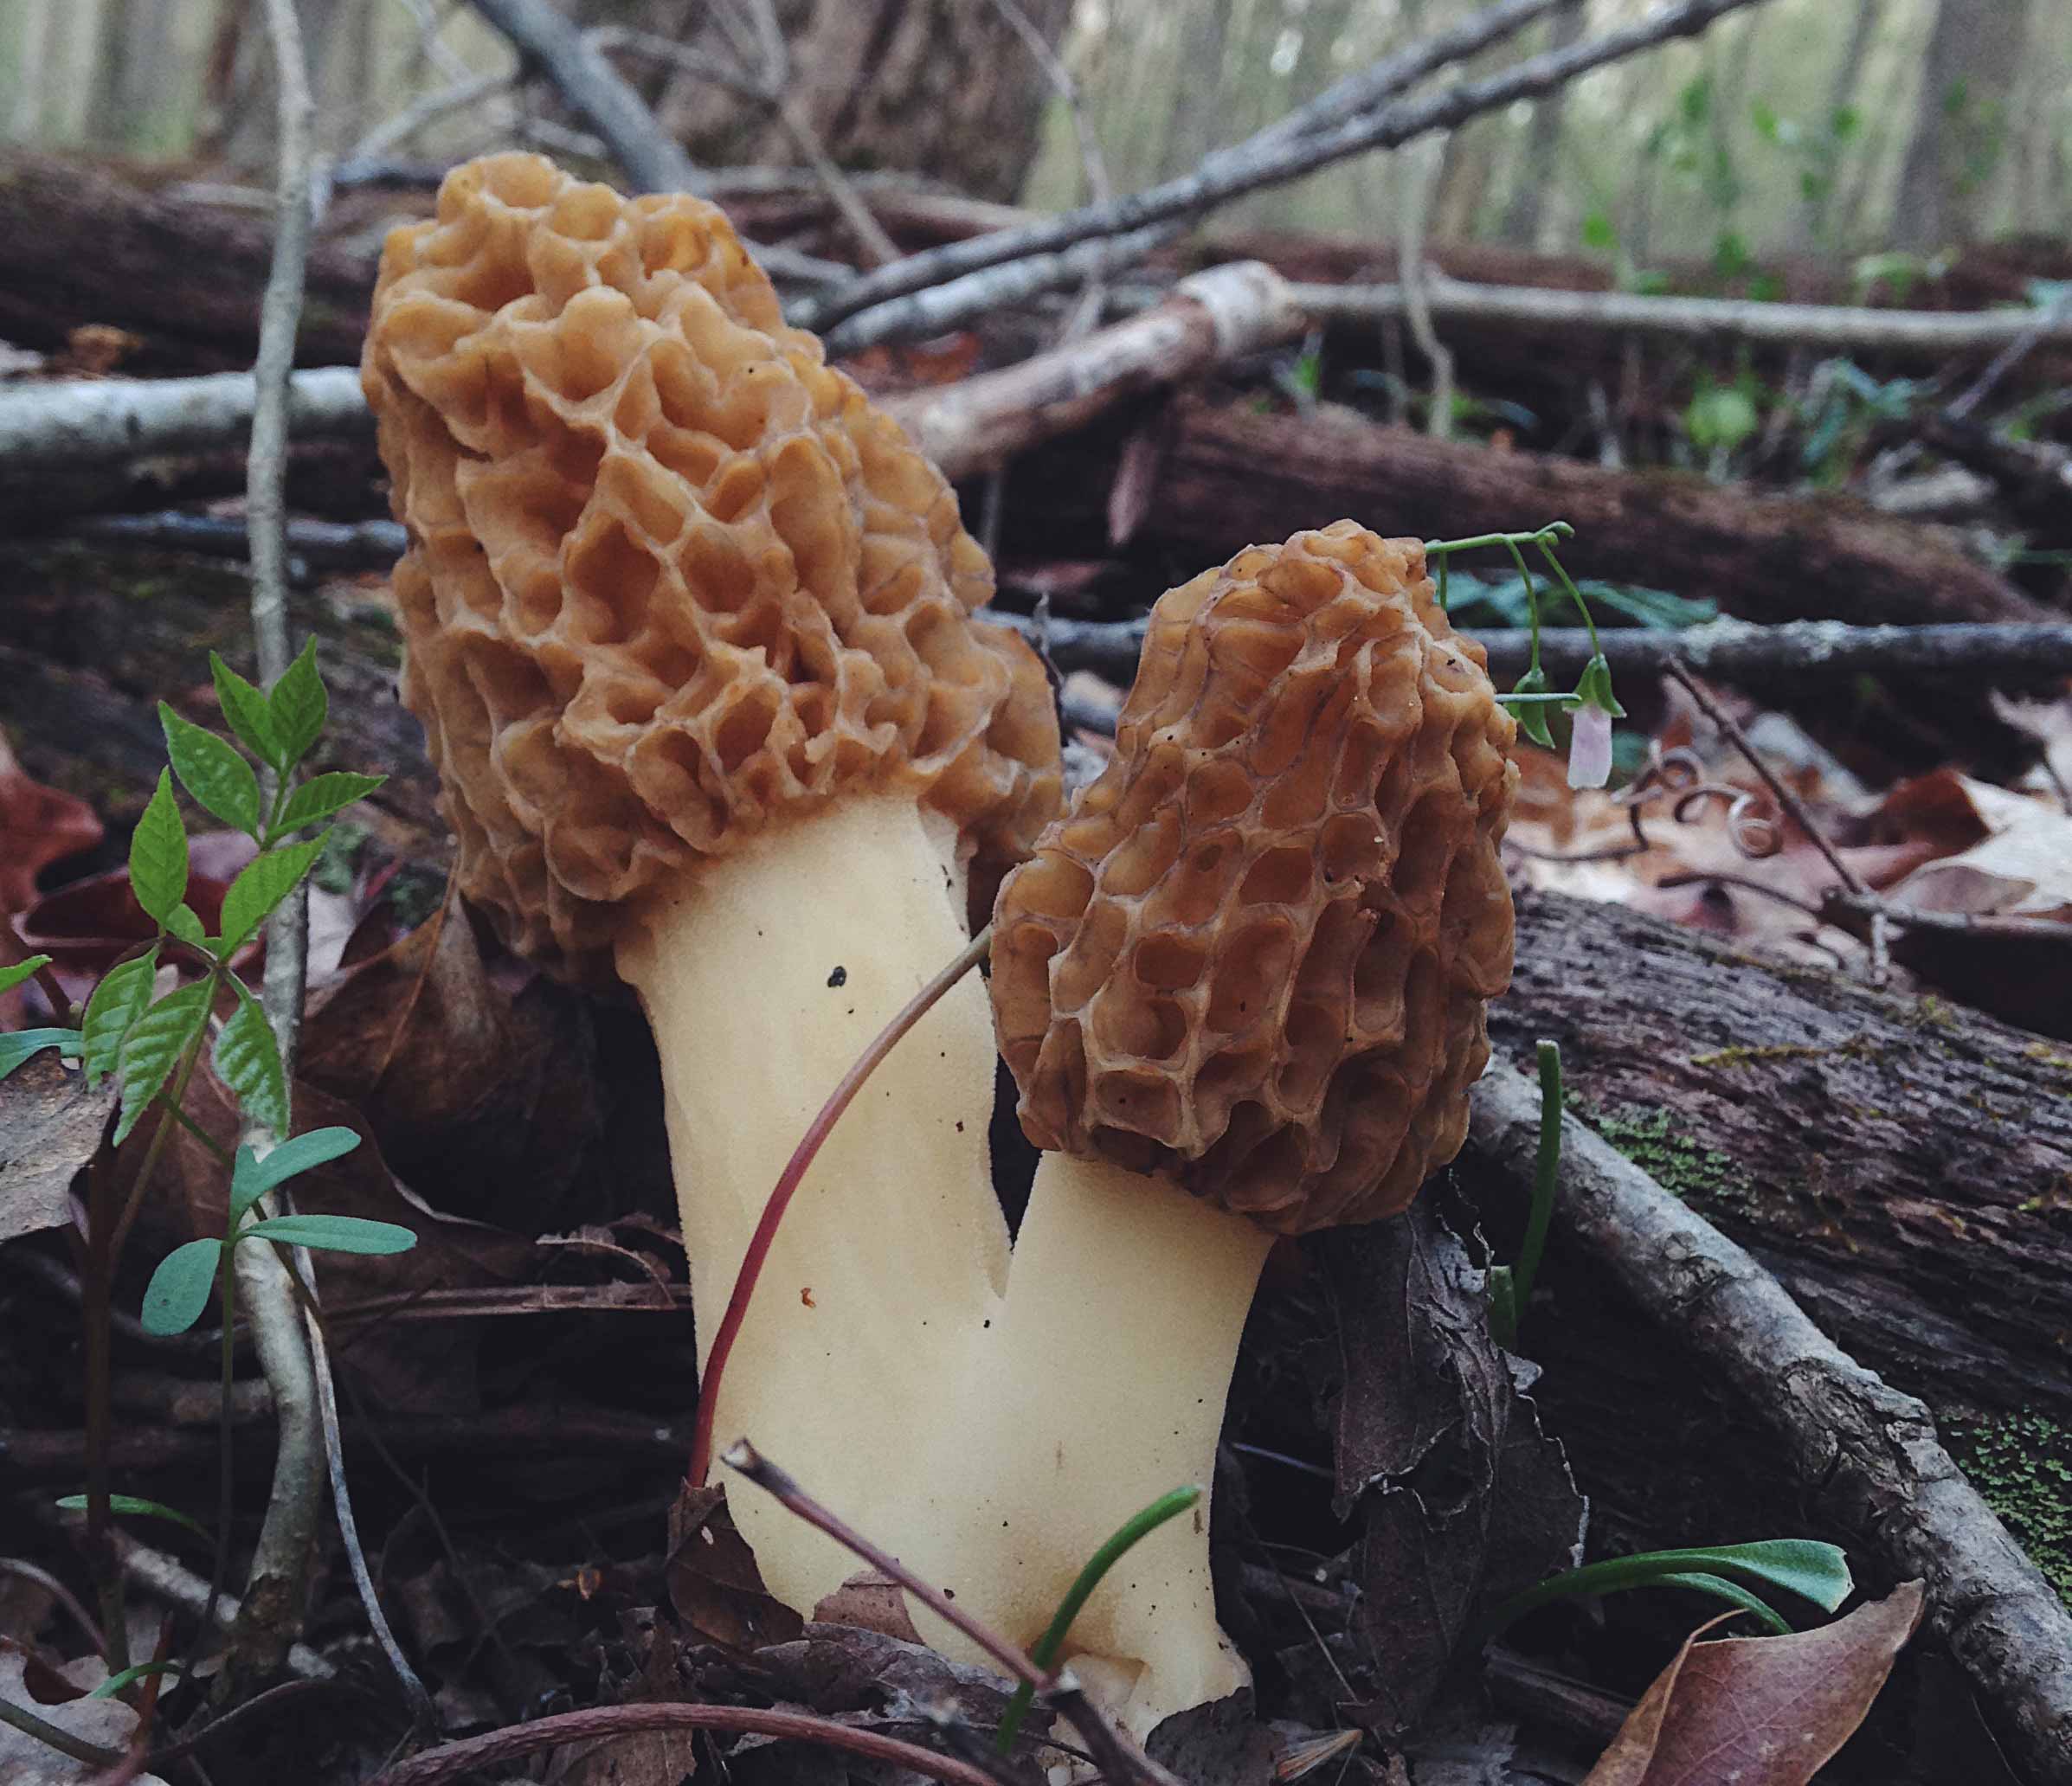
top-left (1489, 1039), bottom-right (1563, 1348)
top-left (1478, 1537), bottom-right (1852, 1642)
top-left (994, 1484), bottom-right (1203, 1753)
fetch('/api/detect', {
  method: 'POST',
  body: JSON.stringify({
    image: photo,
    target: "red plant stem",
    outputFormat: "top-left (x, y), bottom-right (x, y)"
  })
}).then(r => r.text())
top-left (722, 1440), bottom-right (1049, 1689)
top-left (686, 926), bottom-right (992, 1486)
top-left (366, 1702), bottom-right (1010, 1786)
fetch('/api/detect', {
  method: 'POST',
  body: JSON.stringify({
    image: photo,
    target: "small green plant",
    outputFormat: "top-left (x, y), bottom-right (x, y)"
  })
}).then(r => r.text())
top-left (1426, 521), bottom-right (1625, 787)
top-left (2, 640), bottom-right (404, 1693)
top-left (1482, 1537), bottom-right (1853, 1640)
top-left (1489, 1040), bottom-right (1562, 1349)
top-left (1684, 370), bottom-right (1764, 476)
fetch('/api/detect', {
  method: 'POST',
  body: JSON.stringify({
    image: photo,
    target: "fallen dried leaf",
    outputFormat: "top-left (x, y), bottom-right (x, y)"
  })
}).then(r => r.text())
top-left (0, 1050), bottom-right (113, 1243)
top-left (0, 735), bottom-right (102, 923)
top-left (668, 1483), bottom-right (804, 1653)
top-left (1326, 1198), bottom-right (1585, 1738)
top-left (1583, 1582), bottom-right (1924, 1785)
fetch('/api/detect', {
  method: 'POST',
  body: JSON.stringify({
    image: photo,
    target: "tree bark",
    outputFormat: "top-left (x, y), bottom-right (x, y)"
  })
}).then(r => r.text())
top-left (1464, 889), bottom-right (2072, 1584)
top-left (634, 0), bottom-right (1073, 205)
top-left (1496, 0), bottom-right (1586, 248)
top-left (1001, 395), bottom-right (2056, 628)
top-left (1891, 0), bottom-right (2034, 249)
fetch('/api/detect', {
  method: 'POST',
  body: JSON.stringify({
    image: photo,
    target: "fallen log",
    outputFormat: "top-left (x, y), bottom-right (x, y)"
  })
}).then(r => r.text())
top-left (1001, 395), bottom-right (2057, 627)
top-left (0, 151), bottom-right (374, 371)
top-left (1469, 1034), bottom-right (2072, 1786)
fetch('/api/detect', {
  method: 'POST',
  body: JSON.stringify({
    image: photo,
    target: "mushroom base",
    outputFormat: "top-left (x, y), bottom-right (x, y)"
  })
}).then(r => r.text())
top-left (925, 1153), bottom-right (1276, 1738)
top-left (615, 792), bottom-right (1010, 1617)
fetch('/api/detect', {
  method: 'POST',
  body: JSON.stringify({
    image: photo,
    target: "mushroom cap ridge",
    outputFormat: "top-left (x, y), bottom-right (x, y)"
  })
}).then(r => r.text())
top-left (990, 522), bottom-right (1518, 1235)
top-left (364, 152), bottom-right (1060, 986)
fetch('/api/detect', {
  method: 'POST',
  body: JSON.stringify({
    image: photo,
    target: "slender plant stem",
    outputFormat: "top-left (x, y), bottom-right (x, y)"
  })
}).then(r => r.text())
top-left (687, 926), bottom-right (992, 1485)
top-left (1508, 1039), bottom-right (1563, 1320)
top-left (0, 1696), bottom-right (121, 1769)
top-left (80, 1149), bottom-right (128, 1674)
top-left (364, 1700), bottom-right (1008, 1786)
top-left (200, 1238), bottom-right (238, 1647)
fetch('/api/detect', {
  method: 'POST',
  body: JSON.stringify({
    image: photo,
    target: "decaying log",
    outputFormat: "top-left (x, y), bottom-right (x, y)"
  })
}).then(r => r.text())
top-left (0, 365), bottom-right (369, 467)
top-left (1461, 889), bottom-right (2072, 1784)
top-left (1002, 395), bottom-right (2056, 628)
top-left (0, 151), bottom-right (373, 371)
top-left (1469, 1015), bottom-right (2072, 1783)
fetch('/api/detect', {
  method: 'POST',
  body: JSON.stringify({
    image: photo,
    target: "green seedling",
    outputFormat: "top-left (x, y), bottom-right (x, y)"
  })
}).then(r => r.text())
top-left (1481, 1537), bottom-right (1853, 1641)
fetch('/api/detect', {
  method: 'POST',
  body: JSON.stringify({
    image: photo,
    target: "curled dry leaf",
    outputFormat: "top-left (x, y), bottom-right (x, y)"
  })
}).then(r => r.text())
top-left (1584, 1581), bottom-right (1925, 1786)
top-left (666, 1482), bottom-right (804, 1654)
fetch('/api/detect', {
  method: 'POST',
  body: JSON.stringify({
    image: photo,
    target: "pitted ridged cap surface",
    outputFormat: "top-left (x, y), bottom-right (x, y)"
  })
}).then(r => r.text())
top-left (363, 153), bottom-right (1060, 985)
top-left (990, 523), bottom-right (1516, 1234)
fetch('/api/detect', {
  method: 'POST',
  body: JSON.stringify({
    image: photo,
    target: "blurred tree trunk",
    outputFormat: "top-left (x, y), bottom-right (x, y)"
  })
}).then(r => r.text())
top-left (621, 0), bottom-right (1072, 203)
top-left (1892, 0), bottom-right (2032, 248)
top-left (1496, 0), bottom-right (1585, 248)
top-left (1798, 0), bottom-right (1877, 249)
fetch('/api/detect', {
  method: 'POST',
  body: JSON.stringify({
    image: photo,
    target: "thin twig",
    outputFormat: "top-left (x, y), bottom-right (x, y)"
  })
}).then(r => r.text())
top-left (797, 0), bottom-right (1765, 336)
top-left (1657, 659), bottom-right (1864, 897)
top-left (723, 1443), bottom-right (1185, 1786)
top-left (343, 67), bottom-right (517, 167)
top-left (228, 0), bottom-right (329, 1689)
top-left (365, 1701), bottom-right (1013, 1786)
top-left (0, 1558), bottom-right (106, 1656)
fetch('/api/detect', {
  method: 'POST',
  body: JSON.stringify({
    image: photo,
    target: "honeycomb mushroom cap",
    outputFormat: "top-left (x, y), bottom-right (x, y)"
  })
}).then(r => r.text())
top-left (363, 153), bottom-right (1060, 986)
top-left (990, 523), bottom-right (1517, 1235)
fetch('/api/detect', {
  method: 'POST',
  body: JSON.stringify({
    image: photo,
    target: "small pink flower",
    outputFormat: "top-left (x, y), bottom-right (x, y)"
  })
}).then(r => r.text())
top-left (1567, 703), bottom-right (1614, 789)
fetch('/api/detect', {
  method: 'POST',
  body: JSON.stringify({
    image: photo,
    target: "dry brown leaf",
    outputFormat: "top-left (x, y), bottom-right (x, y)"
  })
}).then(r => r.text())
top-left (1584, 1582), bottom-right (1924, 1786)
top-left (0, 1051), bottom-right (113, 1243)
top-left (0, 735), bottom-right (101, 923)
top-left (667, 1483), bottom-right (804, 1653)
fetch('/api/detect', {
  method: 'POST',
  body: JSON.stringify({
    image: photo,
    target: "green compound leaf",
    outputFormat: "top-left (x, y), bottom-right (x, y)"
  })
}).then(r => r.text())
top-left (80, 948), bottom-right (159, 1088)
top-left (230, 1126), bottom-right (363, 1225)
top-left (218, 835), bottom-right (327, 956)
top-left (210, 652), bottom-right (280, 768)
top-left (0, 954), bottom-right (51, 998)
top-left (267, 639), bottom-right (328, 770)
top-left (241, 1213), bottom-right (417, 1255)
top-left (274, 772), bottom-right (386, 838)
top-left (214, 984), bottom-right (288, 1141)
top-left (164, 904), bottom-right (208, 950)
top-left (141, 1237), bottom-right (223, 1336)
top-left (159, 703), bottom-right (261, 838)
top-left (0, 1027), bottom-right (82, 1083)
top-left (55, 1493), bottom-right (208, 1541)
top-left (129, 769), bottom-right (190, 927)
top-left (113, 980), bottom-right (213, 1146)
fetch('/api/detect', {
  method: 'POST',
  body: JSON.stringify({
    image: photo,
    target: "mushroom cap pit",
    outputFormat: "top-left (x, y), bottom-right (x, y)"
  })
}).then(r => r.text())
top-left (989, 523), bottom-right (1517, 1234)
top-left (363, 152), bottom-right (1060, 986)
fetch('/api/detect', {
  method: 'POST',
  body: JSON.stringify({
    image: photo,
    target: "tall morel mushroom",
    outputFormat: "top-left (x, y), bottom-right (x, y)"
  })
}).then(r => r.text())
top-left (362, 152), bottom-right (1060, 1611)
top-left (964, 522), bottom-right (1518, 1730)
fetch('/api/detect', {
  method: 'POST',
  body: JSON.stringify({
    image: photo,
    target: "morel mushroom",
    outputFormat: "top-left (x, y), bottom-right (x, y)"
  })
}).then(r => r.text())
top-left (968, 523), bottom-right (1517, 1730)
top-left (362, 153), bottom-right (1060, 1611)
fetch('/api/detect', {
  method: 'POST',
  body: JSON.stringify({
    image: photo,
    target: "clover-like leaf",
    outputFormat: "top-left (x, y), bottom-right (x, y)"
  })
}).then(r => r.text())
top-left (267, 639), bottom-right (327, 770)
top-left (218, 835), bottom-right (327, 955)
top-left (241, 1213), bottom-right (416, 1255)
top-left (211, 653), bottom-right (280, 768)
top-left (113, 979), bottom-right (213, 1146)
top-left (214, 984), bottom-right (288, 1142)
top-left (230, 1126), bottom-right (363, 1226)
top-left (80, 948), bottom-right (159, 1088)
top-left (273, 772), bottom-right (386, 838)
top-left (159, 703), bottom-right (261, 838)
top-left (128, 769), bottom-right (189, 926)
top-left (141, 1238), bottom-right (223, 1336)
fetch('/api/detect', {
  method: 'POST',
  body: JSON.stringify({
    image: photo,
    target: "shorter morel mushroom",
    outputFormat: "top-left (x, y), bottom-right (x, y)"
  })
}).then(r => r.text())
top-left (951, 522), bottom-right (1517, 1732)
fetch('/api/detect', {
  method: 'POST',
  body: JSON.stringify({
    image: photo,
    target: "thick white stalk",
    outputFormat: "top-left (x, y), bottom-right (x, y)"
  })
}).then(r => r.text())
top-left (615, 793), bottom-right (1008, 1616)
top-left (930, 1153), bottom-right (1275, 1736)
